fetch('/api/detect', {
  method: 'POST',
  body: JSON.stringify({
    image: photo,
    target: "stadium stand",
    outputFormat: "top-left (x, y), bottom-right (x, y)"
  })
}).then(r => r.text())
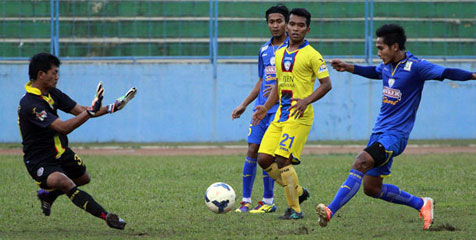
top-left (1, 0), bottom-right (475, 58)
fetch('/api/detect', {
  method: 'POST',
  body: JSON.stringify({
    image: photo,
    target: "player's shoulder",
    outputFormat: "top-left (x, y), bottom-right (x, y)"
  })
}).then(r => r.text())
top-left (302, 44), bottom-right (323, 58)
top-left (259, 41), bottom-right (272, 54)
top-left (275, 47), bottom-right (286, 56)
top-left (19, 93), bottom-right (39, 114)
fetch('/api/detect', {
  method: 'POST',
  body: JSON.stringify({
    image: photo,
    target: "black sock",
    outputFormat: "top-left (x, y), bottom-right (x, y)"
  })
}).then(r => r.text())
top-left (67, 186), bottom-right (108, 220)
top-left (48, 189), bottom-right (64, 202)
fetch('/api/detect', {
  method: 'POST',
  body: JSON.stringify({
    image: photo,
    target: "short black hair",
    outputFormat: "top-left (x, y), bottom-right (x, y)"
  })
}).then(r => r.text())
top-left (29, 53), bottom-right (61, 81)
top-left (289, 8), bottom-right (311, 27)
top-left (376, 24), bottom-right (406, 50)
top-left (266, 4), bottom-right (289, 23)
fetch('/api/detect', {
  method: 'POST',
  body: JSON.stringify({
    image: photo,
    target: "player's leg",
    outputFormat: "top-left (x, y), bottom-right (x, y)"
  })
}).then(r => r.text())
top-left (257, 122), bottom-right (284, 186)
top-left (275, 123), bottom-right (311, 219)
top-left (26, 162), bottom-right (64, 216)
top-left (249, 113), bottom-right (277, 213)
top-left (236, 118), bottom-right (267, 213)
top-left (72, 170), bottom-right (91, 186)
top-left (59, 149), bottom-right (126, 230)
top-left (316, 134), bottom-right (380, 227)
top-left (363, 134), bottom-right (433, 229)
top-left (363, 175), bottom-right (423, 210)
top-left (235, 143), bottom-right (259, 213)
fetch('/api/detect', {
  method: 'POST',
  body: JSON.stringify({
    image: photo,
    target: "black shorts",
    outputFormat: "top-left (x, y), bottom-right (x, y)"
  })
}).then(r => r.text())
top-left (25, 148), bottom-right (86, 189)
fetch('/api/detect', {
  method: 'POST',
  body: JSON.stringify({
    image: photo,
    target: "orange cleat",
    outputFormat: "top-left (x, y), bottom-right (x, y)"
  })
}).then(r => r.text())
top-left (316, 203), bottom-right (332, 227)
top-left (419, 197), bottom-right (434, 230)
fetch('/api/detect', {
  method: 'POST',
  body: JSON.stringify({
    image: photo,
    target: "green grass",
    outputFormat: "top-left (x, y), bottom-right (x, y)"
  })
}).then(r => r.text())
top-left (1, 153), bottom-right (475, 239)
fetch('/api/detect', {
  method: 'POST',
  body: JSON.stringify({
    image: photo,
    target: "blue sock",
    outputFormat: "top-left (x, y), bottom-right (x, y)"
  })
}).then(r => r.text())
top-left (376, 184), bottom-right (424, 210)
top-left (328, 169), bottom-right (364, 217)
top-left (242, 157), bottom-right (257, 199)
top-left (262, 169), bottom-right (274, 199)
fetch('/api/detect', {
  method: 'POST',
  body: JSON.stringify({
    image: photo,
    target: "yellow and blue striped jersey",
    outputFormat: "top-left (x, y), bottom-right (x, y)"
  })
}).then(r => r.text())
top-left (274, 40), bottom-right (329, 125)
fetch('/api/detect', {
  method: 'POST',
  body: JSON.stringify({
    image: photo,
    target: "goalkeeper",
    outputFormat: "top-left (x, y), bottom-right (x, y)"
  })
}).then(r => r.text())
top-left (18, 53), bottom-right (137, 230)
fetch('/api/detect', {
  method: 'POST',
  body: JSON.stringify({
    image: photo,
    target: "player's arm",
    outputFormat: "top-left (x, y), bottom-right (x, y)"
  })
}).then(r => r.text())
top-left (331, 59), bottom-right (381, 79)
top-left (231, 77), bottom-right (262, 120)
top-left (441, 68), bottom-right (476, 81)
top-left (49, 111), bottom-right (91, 135)
top-left (289, 76), bottom-right (332, 119)
top-left (417, 60), bottom-right (476, 81)
top-left (251, 80), bottom-right (278, 126)
top-left (49, 82), bottom-right (105, 134)
top-left (69, 104), bottom-right (108, 117)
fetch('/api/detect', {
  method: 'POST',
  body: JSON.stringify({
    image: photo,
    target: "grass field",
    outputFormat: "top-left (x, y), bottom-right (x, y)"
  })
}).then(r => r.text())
top-left (1, 153), bottom-right (475, 239)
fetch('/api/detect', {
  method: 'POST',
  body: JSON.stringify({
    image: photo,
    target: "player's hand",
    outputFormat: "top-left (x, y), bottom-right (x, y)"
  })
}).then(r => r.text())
top-left (87, 81), bottom-right (104, 117)
top-left (331, 59), bottom-right (348, 72)
top-left (231, 104), bottom-right (246, 120)
top-left (107, 87), bottom-right (137, 113)
top-left (252, 105), bottom-right (267, 126)
top-left (263, 84), bottom-right (274, 97)
top-left (289, 98), bottom-right (309, 119)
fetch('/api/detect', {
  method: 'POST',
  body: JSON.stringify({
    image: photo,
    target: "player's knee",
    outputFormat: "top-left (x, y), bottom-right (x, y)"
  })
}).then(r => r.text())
top-left (257, 153), bottom-right (273, 169)
top-left (47, 172), bottom-right (76, 192)
top-left (275, 155), bottom-right (291, 169)
top-left (247, 143), bottom-right (260, 159)
top-left (351, 153), bottom-right (374, 173)
top-left (75, 173), bottom-right (91, 186)
top-left (364, 142), bottom-right (387, 166)
top-left (363, 185), bottom-right (380, 197)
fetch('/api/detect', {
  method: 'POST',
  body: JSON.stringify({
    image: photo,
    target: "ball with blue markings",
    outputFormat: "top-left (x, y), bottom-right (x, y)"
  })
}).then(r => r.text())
top-left (204, 182), bottom-right (236, 214)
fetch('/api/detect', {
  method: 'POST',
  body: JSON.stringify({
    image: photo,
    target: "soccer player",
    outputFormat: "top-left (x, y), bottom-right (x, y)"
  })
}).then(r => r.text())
top-left (232, 4), bottom-right (289, 214)
top-left (18, 53), bottom-right (137, 230)
top-left (252, 8), bottom-right (332, 219)
top-left (316, 24), bottom-right (476, 229)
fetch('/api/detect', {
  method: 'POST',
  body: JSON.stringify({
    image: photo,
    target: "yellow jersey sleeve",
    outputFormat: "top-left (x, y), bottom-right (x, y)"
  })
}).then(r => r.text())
top-left (310, 51), bottom-right (330, 80)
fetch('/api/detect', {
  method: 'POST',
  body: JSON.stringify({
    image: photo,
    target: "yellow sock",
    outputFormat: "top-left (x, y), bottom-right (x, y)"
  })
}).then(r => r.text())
top-left (280, 165), bottom-right (301, 213)
top-left (264, 162), bottom-right (284, 186)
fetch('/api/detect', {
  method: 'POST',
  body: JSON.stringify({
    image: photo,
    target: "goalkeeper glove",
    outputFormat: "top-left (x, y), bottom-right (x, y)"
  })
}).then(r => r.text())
top-left (107, 87), bottom-right (137, 113)
top-left (86, 81), bottom-right (104, 117)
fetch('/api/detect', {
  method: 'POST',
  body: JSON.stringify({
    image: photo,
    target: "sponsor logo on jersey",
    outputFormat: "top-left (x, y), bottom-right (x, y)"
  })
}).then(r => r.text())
top-left (36, 110), bottom-right (47, 121)
top-left (404, 61), bottom-right (413, 71)
top-left (383, 86), bottom-right (402, 100)
top-left (265, 66), bottom-right (276, 75)
top-left (388, 78), bottom-right (395, 87)
top-left (37, 167), bottom-right (44, 177)
top-left (33, 107), bottom-right (47, 121)
top-left (262, 53), bottom-right (268, 57)
top-left (284, 61), bottom-right (292, 71)
top-left (270, 56), bottom-right (275, 66)
top-left (318, 64), bottom-right (328, 73)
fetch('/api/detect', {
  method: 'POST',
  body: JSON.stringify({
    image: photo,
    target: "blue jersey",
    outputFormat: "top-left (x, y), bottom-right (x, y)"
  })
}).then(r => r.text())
top-left (363, 52), bottom-right (446, 138)
top-left (256, 37), bottom-right (288, 113)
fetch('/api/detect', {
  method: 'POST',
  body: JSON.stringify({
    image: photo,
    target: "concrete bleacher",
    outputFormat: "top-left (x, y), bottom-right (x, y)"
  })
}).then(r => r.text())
top-left (1, 0), bottom-right (475, 58)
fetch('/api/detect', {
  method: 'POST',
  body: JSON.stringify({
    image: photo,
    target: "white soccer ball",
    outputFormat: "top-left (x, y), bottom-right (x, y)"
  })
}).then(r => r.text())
top-left (204, 182), bottom-right (236, 214)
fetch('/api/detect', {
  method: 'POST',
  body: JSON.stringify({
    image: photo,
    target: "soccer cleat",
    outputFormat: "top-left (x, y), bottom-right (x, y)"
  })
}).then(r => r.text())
top-left (235, 202), bottom-right (252, 213)
top-left (279, 207), bottom-right (303, 220)
top-left (316, 203), bottom-right (332, 227)
top-left (37, 189), bottom-right (54, 216)
top-left (106, 213), bottom-right (126, 230)
top-left (299, 187), bottom-right (310, 204)
top-left (419, 197), bottom-right (434, 230)
top-left (249, 201), bottom-right (277, 214)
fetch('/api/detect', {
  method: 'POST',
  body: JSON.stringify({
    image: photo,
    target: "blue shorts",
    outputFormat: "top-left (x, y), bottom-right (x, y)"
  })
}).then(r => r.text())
top-left (365, 132), bottom-right (408, 177)
top-left (248, 112), bottom-right (276, 144)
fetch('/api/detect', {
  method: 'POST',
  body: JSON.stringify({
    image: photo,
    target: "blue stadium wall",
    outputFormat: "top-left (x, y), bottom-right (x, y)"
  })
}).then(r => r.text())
top-left (1, 62), bottom-right (475, 142)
